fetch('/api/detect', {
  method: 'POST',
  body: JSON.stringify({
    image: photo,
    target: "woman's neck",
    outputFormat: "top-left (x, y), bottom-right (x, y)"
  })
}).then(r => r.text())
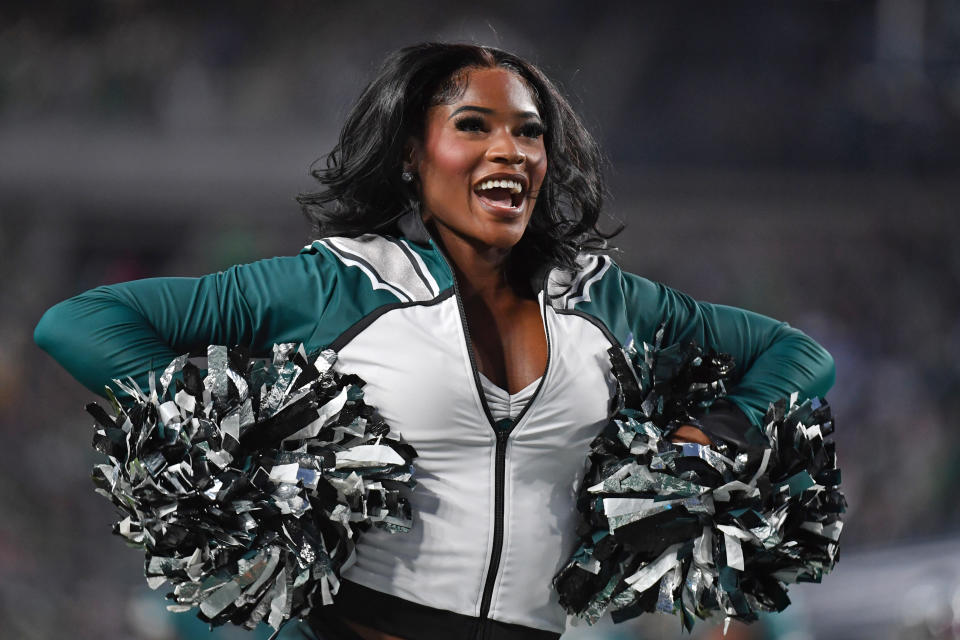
top-left (424, 218), bottom-right (547, 394)
top-left (428, 222), bottom-right (518, 301)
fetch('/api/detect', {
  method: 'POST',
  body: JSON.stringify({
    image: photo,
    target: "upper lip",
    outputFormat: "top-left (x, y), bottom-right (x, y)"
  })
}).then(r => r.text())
top-left (472, 172), bottom-right (528, 195)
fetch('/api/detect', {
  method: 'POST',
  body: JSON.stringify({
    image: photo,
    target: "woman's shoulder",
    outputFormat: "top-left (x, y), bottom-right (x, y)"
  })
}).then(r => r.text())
top-left (545, 250), bottom-right (628, 308)
top-left (301, 233), bottom-right (451, 304)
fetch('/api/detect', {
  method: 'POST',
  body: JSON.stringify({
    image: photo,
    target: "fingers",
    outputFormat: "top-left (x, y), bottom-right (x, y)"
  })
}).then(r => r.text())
top-left (669, 424), bottom-right (712, 446)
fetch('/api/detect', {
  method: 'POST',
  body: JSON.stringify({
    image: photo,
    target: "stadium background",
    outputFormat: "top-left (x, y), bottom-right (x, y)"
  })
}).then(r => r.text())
top-left (1, 2), bottom-right (958, 638)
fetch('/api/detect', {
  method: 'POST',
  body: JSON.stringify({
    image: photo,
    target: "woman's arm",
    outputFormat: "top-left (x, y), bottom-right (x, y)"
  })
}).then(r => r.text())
top-left (620, 272), bottom-right (835, 436)
top-left (34, 252), bottom-right (337, 397)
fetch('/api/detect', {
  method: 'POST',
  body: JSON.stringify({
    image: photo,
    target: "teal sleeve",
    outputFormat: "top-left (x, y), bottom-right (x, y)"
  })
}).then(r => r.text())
top-left (620, 272), bottom-right (835, 428)
top-left (34, 252), bottom-right (338, 397)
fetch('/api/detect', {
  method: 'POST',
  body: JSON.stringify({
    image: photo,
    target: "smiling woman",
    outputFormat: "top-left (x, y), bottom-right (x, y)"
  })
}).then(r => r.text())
top-left (412, 67), bottom-right (547, 254)
top-left (296, 44), bottom-right (609, 282)
top-left (33, 43), bottom-right (834, 640)
top-left (409, 66), bottom-right (550, 394)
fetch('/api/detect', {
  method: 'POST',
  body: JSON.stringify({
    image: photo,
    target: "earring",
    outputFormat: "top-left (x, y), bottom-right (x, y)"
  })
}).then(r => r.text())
top-left (401, 170), bottom-right (414, 183)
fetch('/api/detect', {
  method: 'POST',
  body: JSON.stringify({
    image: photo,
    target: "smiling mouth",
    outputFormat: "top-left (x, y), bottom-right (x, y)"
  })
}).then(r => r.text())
top-left (474, 178), bottom-right (526, 211)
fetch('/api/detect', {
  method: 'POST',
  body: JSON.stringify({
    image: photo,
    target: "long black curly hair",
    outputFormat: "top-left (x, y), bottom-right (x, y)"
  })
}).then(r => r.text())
top-left (297, 42), bottom-right (619, 274)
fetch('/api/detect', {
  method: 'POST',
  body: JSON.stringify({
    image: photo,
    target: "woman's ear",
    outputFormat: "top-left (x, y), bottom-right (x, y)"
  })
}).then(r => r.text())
top-left (402, 138), bottom-right (420, 174)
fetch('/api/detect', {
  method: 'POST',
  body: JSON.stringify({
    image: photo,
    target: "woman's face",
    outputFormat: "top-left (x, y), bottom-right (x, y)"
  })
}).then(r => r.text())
top-left (411, 67), bottom-right (547, 253)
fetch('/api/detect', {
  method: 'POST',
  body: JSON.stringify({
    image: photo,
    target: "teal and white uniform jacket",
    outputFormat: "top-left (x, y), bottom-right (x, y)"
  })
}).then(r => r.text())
top-left (34, 213), bottom-right (834, 640)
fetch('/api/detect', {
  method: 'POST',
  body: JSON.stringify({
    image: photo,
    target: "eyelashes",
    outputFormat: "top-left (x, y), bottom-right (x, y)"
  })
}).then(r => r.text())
top-left (453, 116), bottom-right (546, 139)
top-left (454, 116), bottom-right (486, 133)
top-left (518, 122), bottom-right (546, 139)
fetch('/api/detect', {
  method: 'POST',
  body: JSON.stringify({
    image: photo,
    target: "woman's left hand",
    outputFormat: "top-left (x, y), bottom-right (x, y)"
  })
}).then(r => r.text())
top-left (669, 425), bottom-right (712, 446)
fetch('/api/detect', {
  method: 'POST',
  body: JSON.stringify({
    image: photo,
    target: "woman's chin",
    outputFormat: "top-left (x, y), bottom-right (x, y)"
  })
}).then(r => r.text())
top-left (423, 212), bottom-right (530, 254)
top-left (476, 221), bottom-right (529, 251)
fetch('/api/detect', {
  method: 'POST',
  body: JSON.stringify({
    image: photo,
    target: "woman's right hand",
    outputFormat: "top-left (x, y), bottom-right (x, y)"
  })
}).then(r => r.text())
top-left (668, 424), bottom-right (712, 446)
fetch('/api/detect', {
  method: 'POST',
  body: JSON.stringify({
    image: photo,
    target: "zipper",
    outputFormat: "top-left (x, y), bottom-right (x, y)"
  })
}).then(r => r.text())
top-left (434, 242), bottom-right (553, 640)
top-left (475, 275), bottom-right (553, 640)
top-left (474, 422), bottom-right (511, 639)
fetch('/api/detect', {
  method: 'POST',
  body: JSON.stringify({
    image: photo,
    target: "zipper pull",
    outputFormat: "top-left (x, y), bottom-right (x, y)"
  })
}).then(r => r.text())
top-left (493, 418), bottom-right (514, 435)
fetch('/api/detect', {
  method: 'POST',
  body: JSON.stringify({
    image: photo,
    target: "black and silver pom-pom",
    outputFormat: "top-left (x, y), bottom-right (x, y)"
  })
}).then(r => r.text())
top-left (87, 344), bottom-right (417, 634)
top-left (554, 330), bottom-right (844, 630)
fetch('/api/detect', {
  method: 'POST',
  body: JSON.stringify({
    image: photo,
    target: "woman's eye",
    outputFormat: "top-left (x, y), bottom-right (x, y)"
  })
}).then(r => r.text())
top-left (519, 122), bottom-right (546, 139)
top-left (454, 117), bottom-right (486, 133)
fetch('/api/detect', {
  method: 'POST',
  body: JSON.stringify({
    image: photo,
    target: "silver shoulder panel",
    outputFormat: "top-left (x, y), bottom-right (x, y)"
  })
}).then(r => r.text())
top-left (316, 235), bottom-right (440, 303)
top-left (546, 253), bottom-right (612, 310)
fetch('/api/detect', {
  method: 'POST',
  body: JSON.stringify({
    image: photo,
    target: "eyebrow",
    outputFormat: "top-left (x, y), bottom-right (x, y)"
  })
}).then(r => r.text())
top-left (448, 105), bottom-right (541, 120)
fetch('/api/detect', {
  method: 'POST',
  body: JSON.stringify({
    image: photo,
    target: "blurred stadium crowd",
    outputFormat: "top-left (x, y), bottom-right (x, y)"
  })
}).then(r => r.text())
top-left (1, 2), bottom-right (959, 639)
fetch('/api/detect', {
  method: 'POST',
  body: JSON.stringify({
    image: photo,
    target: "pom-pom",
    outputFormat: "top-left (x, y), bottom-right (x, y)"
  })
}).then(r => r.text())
top-left (88, 344), bottom-right (417, 634)
top-left (554, 330), bottom-right (844, 630)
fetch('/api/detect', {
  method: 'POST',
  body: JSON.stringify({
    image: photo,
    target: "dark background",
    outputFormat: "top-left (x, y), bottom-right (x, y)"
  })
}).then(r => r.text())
top-left (2, 2), bottom-right (959, 639)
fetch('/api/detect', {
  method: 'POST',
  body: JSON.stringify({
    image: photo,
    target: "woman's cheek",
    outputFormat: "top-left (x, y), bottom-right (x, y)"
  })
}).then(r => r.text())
top-left (427, 150), bottom-right (477, 214)
top-left (430, 139), bottom-right (476, 179)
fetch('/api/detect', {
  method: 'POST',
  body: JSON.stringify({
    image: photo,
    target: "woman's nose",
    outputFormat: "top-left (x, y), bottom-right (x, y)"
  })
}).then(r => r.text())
top-left (485, 131), bottom-right (525, 165)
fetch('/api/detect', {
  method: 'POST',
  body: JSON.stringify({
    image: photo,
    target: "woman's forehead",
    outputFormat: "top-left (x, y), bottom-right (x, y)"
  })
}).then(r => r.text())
top-left (435, 67), bottom-right (540, 116)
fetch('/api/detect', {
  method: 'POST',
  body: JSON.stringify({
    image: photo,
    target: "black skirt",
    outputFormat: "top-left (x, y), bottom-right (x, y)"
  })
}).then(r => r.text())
top-left (307, 580), bottom-right (561, 640)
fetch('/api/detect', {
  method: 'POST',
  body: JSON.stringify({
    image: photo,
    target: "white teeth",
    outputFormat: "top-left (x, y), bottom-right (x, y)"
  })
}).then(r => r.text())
top-left (476, 179), bottom-right (523, 194)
